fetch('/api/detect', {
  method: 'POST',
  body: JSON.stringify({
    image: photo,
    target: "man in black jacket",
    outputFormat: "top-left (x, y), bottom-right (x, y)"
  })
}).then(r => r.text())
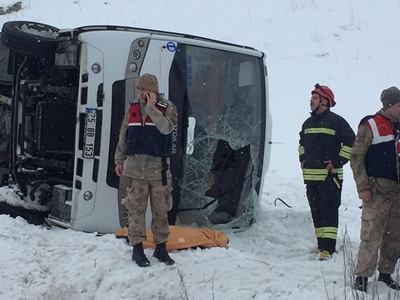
top-left (298, 83), bottom-right (355, 260)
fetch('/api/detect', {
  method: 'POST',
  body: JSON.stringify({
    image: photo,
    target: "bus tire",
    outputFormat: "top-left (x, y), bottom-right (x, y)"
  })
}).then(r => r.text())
top-left (0, 21), bottom-right (59, 57)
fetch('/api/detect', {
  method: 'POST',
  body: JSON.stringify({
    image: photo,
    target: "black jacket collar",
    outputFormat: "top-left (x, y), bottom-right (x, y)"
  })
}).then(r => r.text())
top-left (311, 107), bottom-right (330, 119)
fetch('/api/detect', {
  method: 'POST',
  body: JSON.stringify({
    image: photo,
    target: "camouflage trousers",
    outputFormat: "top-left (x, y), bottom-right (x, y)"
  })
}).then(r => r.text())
top-left (125, 177), bottom-right (173, 246)
top-left (355, 177), bottom-right (400, 277)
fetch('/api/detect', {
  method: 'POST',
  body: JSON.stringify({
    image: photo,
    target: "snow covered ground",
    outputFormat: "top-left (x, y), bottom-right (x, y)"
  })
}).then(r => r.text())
top-left (1, 0), bottom-right (400, 299)
top-left (0, 173), bottom-right (367, 300)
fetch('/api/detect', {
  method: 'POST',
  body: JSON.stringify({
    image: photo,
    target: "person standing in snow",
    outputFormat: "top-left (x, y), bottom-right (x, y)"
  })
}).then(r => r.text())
top-left (298, 83), bottom-right (355, 261)
top-left (351, 87), bottom-right (400, 292)
top-left (115, 73), bottom-right (177, 267)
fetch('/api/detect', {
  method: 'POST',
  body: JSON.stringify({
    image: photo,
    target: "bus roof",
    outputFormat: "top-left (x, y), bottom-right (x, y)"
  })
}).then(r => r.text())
top-left (59, 24), bottom-right (260, 53)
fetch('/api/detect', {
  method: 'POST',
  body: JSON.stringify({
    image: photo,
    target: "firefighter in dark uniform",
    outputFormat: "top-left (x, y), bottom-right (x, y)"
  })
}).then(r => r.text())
top-left (298, 84), bottom-right (355, 260)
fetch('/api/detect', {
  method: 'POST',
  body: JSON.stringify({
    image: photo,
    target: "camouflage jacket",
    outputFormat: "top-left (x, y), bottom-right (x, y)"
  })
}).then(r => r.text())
top-left (114, 95), bottom-right (178, 180)
top-left (350, 109), bottom-right (400, 193)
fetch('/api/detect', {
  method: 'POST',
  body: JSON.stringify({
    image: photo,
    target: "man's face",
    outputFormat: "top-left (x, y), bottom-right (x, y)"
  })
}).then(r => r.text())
top-left (137, 87), bottom-right (150, 103)
top-left (385, 102), bottom-right (400, 120)
top-left (310, 93), bottom-right (321, 111)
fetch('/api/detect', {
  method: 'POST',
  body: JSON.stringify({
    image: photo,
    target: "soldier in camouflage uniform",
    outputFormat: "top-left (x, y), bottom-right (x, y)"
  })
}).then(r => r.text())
top-left (115, 73), bottom-right (178, 267)
top-left (351, 87), bottom-right (400, 292)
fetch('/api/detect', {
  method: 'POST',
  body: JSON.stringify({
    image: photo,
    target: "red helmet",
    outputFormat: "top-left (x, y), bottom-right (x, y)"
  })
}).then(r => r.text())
top-left (312, 83), bottom-right (336, 107)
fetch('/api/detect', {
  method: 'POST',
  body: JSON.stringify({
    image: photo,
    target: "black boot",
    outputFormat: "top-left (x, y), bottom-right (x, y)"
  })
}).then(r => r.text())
top-left (153, 242), bottom-right (175, 265)
top-left (378, 273), bottom-right (400, 290)
top-left (132, 243), bottom-right (151, 267)
top-left (354, 276), bottom-right (368, 292)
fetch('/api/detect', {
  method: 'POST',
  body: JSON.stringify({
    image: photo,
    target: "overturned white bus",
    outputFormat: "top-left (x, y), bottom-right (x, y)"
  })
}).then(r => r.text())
top-left (0, 21), bottom-right (272, 233)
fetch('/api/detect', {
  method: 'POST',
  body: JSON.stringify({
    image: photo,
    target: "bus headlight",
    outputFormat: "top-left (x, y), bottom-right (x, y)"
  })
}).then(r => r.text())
top-left (132, 50), bottom-right (140, 59)
top-left (129, 63), bottom-right (138, 72)
top-left (91, 63), bottom-right (101, 74)
top-left (83, 191), bottom-right (93, 201)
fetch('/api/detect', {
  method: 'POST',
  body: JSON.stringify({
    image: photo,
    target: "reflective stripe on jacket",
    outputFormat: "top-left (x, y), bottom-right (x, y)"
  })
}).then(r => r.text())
top-left (299, 108), bottom-right (355, 184)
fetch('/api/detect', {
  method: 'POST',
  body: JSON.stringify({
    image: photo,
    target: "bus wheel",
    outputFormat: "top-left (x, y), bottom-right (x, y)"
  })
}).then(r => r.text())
top-left (0, 21), bottom-right (59, 57)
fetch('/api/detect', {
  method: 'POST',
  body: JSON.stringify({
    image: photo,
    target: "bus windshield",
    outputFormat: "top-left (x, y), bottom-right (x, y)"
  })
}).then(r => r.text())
top-left (172, 44), bottom-right (266, 228)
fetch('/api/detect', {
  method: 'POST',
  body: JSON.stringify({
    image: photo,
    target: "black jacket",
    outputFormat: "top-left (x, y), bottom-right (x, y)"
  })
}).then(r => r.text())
top-left (299, 108), bottom-right (355, 184)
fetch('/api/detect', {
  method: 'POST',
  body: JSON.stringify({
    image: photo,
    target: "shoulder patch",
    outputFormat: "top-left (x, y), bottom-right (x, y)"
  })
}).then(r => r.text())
top-left (156, 101), bottom-right (168, 108)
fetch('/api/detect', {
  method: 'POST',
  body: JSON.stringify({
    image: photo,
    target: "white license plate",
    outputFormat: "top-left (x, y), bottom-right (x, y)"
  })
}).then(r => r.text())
top-left (83, 108), bottom-right (97, 158)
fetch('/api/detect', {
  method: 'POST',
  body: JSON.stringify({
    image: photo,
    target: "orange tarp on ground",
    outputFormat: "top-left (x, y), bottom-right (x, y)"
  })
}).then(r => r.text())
top-left (115, 225), bottom-right (229, 251)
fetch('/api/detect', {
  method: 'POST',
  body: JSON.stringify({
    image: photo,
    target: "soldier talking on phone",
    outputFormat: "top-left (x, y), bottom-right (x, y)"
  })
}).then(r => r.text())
top-left (114, 73), bottom-right (178, 267)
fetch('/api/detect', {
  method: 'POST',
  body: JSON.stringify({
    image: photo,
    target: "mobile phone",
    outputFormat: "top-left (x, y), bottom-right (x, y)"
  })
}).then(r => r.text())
top-left (145, 92), bottom-right (151, 103)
